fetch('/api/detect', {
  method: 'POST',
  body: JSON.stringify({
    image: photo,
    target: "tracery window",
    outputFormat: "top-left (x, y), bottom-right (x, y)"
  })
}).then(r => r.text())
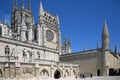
top-left (37, 51), bottom-right (40, 59)
top-left (23, 50), bottom-right (27, 61)
top-left (40, 69), bottom-right (49, 76)
top-left (26, 31), bottom-right (28, 41)
top-left (34, 29), bottom-right (38, 41)
top-left (23, 50), bottom-right (26, 57)
top-left (5, 46), bottom-right (10, 55)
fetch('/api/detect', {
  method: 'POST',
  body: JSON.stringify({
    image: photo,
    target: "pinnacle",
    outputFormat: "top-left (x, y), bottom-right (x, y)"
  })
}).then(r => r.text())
top-left (102, 20), bottom-right (110, 37)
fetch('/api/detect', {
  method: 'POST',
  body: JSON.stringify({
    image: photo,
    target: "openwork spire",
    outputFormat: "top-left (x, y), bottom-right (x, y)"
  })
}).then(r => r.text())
top-left (83, 44), bottom-right (86, 51)
top-left (64, 37), bottom-right (67, 46)
top-left (115, 44), bottom-right (118, 53)
top-left (22, 0), bottom-right (25, 9)
top-left (15, 0), bottom-right (18, 9)
top-left (68, 37), bottom-right (71, 47)
top-left (57, 14), bottom-right (60, 25)
top-left (97, 43), bottom-right (100, 49)
top-left (12, 0), bottom-right (15, 11)
top-left (28, 0), bottom-right (32, 12)
top-left (38, 1), bottom-right (44, 17)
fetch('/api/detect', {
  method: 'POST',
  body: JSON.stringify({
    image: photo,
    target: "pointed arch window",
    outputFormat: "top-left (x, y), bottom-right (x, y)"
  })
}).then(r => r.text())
top-left (34, 28), bottom-right (38, 41)
top-left (29, 52), bottom-right (32, 59)
top-left (5, 46), bottom-right (10, 55)
top-left (37, 51), bottom-right (40, 59)
top-left (0, 26), bottom-right (2, 36)
top-left (40, 69), bottom-right (49, 76)
top-left (23, 50), bottom-right (26, 57)
top-left (26, 31), bottom-right (28, 41)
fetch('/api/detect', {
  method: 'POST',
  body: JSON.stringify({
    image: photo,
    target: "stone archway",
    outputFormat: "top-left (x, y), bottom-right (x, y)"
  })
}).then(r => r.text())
top-left (0, 69), bottom-right (2, 77)
top-left (73, 70), bottom-right (76, 76)
top-left (65, 70), bottom-right (69, 77)
top-left (40, 69), bottom-right (49, 76)
top-left (54, 70), bottom-right (61, 79)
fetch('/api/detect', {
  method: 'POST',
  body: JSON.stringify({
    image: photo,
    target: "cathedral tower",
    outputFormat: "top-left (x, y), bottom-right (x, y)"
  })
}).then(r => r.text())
top-left (11, 0), bottom-right (34, 42)
top-left (37, 1), bottom-right (61, 50)
top-left (102, 21), bottom-right (110, 51)
top-left (102, 21), bottom-right (110, 76)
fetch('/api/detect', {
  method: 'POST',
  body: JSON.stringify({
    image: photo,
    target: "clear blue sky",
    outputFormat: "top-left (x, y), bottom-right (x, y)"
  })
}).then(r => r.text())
top-left (0, 0), bottom-right (120, 52)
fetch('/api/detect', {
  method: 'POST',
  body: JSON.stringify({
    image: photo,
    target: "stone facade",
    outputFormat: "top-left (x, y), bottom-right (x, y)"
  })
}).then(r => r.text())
top-left (0, 0), bottom-right (78, 79)
top-left (60, 21), bottom-right (120, 76)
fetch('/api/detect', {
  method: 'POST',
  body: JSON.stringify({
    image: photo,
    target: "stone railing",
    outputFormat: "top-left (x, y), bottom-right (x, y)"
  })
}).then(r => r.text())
top-left (0, 56), bottom-right (18, 62)
top-left (0, 56), bottom-right (58, 66)
top-left (35, 59), bottom-right (58, 65)
top-left (59, 63), bottom-right (78, 67)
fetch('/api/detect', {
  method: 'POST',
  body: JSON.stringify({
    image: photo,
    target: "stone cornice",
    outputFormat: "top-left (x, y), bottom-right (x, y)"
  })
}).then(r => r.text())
top-left (0, 37), bottom-right (59, 53)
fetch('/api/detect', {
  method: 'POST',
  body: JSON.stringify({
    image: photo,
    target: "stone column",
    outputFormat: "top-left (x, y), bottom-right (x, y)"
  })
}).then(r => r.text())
top-left (28, 24), bottom-right (33, 43)
top-left (51, 65), bottom-right (54, 78)
top-left (15, 62), bottom-right (21, 79)
top-left (35, 64), bottom-right (39, 80)
top-left (4, 63), bottom-right (10, 78)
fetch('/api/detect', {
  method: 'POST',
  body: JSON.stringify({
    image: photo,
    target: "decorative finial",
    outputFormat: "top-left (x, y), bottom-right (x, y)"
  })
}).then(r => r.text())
top-left (15, 0), bottom-right (18, 9)
top-left (4, 17), bottom-right (6, 24)
top-left (83, 44), bottom-right (86, 51)
top-left (115, 44), bottom-right (119, 53)
top-left (39, 1), bottom-right (44, 17)
top-left (64, 37), bottom-right (67, 46)
top-left (102, 20), bottom-right (109, 37)
top-left (22, 0), bottom-right (24, 9)
top-left (97, 43), bottom-right (100, 49)
top-left (28, 0), bottom-right (32, 12)
top-left (68, 37), bottom-right (71, 47)
top-left (12, 0), bottom-right (15, 11)
top-left (57, 14), bottom-right (60, 25)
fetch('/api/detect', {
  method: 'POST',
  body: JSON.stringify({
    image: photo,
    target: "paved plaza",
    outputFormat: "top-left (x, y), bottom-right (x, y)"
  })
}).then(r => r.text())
top-left (0, 76), bottom-right (120, 80)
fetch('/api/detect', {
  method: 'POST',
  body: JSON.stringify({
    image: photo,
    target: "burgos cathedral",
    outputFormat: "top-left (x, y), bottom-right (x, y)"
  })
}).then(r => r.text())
top-left (0, 0), bottom-right (78, 79)
top-left (0, 0), bottom-right (120, 80)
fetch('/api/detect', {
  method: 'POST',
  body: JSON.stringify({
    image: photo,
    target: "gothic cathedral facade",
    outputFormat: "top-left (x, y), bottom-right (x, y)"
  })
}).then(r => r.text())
top-left (0, 0), bottom-right (78, 79)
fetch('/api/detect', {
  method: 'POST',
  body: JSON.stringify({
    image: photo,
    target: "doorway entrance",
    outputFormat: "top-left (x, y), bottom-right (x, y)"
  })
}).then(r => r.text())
top-left (97, 69), bottom-right (100, 76)
top-left (54, 70), bottom-right (61, 79)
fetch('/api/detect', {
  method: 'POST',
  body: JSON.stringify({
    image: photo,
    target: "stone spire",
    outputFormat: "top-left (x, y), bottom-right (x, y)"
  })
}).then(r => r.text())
top-left (38, 1), bottom-right (44, 17)
top-left (83, 44), bottom-right (86, 51)
top-left (57, 14), bottom-right (60, 25)
top-left (67, 37), bottom-right (72, 53)
top-left (102, 20), bottom-right (110, 51)
top-left (97, 43), bottom-right (100, 49)
top-left (15, 0), bottom-right (18, 9)
top-left (22, 0), bottom-right (25, 9)
top-left (21, 17), bottom-right (27, 41)
top-left (64, 37), bottom-right (67, 46)
top-left (115, 44), bottom-right (118, 53)
top-left (28, 0), bottom-right (32, 12)
top-left (68, 37), bottom-right (71, 47)
top-left (102, 20), bottom-right (109, 38)
top-left (21, 17), bottom-right (26, 29)
top-left (12, 0), bottom-right (15, 11)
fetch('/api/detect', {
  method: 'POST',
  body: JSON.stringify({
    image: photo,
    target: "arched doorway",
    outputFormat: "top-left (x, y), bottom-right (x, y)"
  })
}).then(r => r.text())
top-left (54, 70), bottom-right (61, 79)
top-left (73, 70), bottom-right (76, 76)
top-left (65, 70), bottom-right (69, 77)
top-left (40, 69), bottom-right (49, 76)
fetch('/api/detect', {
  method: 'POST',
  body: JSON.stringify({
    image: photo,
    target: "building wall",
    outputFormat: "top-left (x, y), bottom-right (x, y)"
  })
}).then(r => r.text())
top-left (0, 37), bottom-right (78, 79)
top-left (60, 50), bottom-right (120, 76)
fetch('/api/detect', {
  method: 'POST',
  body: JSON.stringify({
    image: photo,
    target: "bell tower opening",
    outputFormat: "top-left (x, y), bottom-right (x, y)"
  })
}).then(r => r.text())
top-left (54, 70), bottom-right (61, 79)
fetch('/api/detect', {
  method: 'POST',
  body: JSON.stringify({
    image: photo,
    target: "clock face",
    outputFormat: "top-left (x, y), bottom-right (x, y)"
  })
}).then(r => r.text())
top-left (46, 30), bottom-right (54, 42)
